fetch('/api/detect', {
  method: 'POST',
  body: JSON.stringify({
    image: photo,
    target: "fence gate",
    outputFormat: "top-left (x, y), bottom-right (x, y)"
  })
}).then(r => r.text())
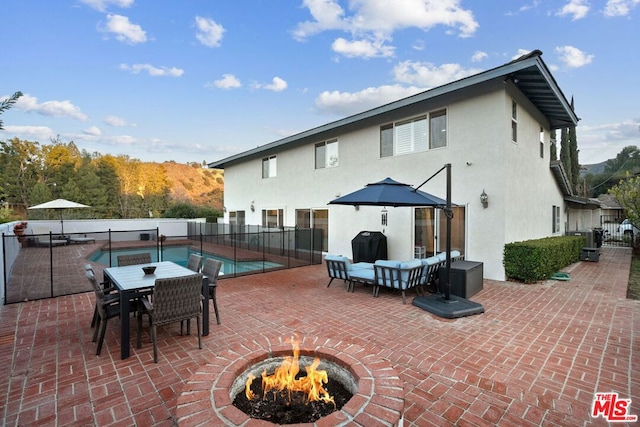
top-left (600, 215), bottom-right (632, 247)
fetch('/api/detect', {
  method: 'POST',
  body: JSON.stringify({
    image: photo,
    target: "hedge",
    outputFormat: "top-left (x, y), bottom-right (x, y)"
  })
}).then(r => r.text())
top-left (503, 236), bottom-right (585, 283)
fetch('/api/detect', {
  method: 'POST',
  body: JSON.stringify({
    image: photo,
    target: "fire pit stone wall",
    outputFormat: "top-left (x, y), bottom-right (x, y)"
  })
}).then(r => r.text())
top-left (176, 335), bottom-right (404, 426)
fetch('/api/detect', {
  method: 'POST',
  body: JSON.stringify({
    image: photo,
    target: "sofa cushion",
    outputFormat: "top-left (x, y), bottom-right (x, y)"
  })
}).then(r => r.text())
top-left (375, 260), bottom-right (401, 269)
top-left (349, 268), bottom-right (375, 283)
top-left (400, 259), bottom-right (423, 288)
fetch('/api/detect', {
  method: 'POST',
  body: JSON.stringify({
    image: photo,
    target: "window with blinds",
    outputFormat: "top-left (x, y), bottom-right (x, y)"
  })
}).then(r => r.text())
top-left (380, 109), bottom-right (446, 157)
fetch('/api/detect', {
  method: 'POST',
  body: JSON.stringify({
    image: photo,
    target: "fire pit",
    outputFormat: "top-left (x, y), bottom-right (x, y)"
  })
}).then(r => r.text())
top-left (176, 335), bottom-right (404, 426)
top-left (231, 339), bottom-right (355, 424)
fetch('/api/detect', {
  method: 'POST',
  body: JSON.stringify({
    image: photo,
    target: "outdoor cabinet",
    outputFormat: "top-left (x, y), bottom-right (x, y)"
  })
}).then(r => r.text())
top-left (439, 260), bottom-right (484, 299)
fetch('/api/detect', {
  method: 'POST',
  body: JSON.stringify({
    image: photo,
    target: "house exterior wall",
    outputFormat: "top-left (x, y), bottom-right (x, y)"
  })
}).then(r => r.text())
top-left (221, 81), bottom-right (568, 281)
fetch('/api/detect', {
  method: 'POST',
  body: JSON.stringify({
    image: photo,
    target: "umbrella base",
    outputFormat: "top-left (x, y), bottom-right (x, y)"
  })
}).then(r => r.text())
top-left (412, 294), bottom-right (484, 318)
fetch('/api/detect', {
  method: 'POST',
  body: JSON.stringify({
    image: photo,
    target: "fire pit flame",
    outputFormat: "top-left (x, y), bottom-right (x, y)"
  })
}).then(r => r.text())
top-left (245, 339), bottom-right (335, 407)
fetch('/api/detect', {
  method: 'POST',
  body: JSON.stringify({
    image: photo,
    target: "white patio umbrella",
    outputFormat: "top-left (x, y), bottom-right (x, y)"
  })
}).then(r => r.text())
top-left (28, 198), bottom-right (90, 235)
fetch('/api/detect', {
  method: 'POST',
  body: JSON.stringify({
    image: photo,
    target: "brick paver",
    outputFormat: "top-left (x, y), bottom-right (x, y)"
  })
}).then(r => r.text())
top-left (0, 246), bottom-right (638, 426)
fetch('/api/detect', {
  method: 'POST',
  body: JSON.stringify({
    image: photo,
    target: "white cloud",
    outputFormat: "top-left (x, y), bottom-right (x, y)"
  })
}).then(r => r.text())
top-left (119, 63), bottom-right (184, 77)
top-left (0, 125), bottom-right (55, 140)
top-left (392, 61), bottom-right (483, 87)
top-left (79, 0), bottom-right (134, 12)
top-left (331, 37), bottom-right (395, 58)
top-left (315, 84), bottom-right (424, 116)
top-left (555, 45), bottom-right (594, 68)
top-left (195, 16), bottom-right (225, 47)
top-left (208, 74), bottom-right (242, 89)
top-left (557, 0), bottom-right (590, 20)
top-left (104, 115), bottom-right (134, 127)
top-left (603, 0), bottom-right (640, 16)
top-left (101, 14), bottom-right (147, 44)
top-left (293, 0), bottom-right (479, 50)
top-left (14, 94), bottom-right (88, 121)
top-left (253, 77), bottom-right (288, 92)
top-left (83, 126), bottom-right (102, 136)
top-left (471, 50), bottom-right (488, 62)
top-left (512, 48), bottom-right (533, 60)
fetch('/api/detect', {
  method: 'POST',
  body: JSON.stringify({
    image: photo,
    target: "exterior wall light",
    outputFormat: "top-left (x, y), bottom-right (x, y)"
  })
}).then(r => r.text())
top-left (250, 201), bottom-right (255, 212)
top-left (480, 190), bottom-right (488, 208)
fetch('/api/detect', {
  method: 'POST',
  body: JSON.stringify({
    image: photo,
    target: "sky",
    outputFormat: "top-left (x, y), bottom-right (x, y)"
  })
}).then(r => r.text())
top-left (1, 0), bottom-right (639, 166)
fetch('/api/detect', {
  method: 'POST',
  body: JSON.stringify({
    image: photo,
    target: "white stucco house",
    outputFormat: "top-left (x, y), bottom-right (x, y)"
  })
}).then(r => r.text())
top-left (209, 50), bottom-right (594, 281)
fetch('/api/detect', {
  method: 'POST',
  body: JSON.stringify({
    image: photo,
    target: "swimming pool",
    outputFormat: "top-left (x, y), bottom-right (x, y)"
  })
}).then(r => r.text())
top-left (88, 246), bottom-right (283, 275)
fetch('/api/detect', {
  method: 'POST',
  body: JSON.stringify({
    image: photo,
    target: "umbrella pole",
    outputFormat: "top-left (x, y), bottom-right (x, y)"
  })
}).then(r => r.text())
top-left (444, 163), bottom-right (452, 300)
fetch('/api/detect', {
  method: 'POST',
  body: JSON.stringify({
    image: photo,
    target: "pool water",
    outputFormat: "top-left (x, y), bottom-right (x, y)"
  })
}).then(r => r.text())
top-left (88, 246), bottom-right (282, 275)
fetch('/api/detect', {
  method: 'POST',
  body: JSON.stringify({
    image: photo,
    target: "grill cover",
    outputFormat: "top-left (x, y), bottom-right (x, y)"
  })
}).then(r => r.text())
top-left (351, 231), bottom-right (387, 263)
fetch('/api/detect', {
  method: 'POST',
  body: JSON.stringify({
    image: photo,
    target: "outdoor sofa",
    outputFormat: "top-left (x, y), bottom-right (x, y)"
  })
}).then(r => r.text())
top-left (326, 251), bottom-right (463, 304)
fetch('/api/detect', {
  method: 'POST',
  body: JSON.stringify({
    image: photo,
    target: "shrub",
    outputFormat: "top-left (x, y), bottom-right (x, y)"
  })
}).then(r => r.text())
top-left (504, 236), bottom-right (584, 283)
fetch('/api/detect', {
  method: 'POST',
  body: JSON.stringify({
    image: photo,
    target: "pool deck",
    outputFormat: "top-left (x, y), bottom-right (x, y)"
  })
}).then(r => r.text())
top-left (0, 245), bottom-right (638, 426)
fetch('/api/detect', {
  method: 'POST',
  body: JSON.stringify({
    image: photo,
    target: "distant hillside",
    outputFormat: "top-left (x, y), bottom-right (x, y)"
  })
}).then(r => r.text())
top-left (160, 162), bottom-right (224, 209)
top-left (581, 160), bottom-right (607, 177)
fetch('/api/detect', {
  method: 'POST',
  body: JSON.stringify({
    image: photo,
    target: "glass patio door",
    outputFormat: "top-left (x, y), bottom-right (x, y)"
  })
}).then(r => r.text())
top-left (414, 207), bottom-right (465, 257)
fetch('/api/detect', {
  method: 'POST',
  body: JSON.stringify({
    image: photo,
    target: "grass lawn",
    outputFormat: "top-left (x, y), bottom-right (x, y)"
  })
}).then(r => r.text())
top-left (628, 253), bottom-right (640, 300)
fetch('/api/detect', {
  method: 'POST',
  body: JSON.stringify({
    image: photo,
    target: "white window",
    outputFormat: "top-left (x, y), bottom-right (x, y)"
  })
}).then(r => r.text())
top-left (380, 109), bottom-right (446, 157)
top-left (511, 100), bottom-right (518, 143)
top-left (262, 155), bottom-right (277, 178)
top-left (262, 209), bottom-right (284, 228)
top-left (315, 139), bottom-right (339, 169)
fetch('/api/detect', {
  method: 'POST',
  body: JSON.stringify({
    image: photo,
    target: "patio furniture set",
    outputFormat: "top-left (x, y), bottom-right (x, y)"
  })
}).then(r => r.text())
top-left (87, 252), bottom-right (222, 362)
top-left (325, 251), bottom-right (464, 304)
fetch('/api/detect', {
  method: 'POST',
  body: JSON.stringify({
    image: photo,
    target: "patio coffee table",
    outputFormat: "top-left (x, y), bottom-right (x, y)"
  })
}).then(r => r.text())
top-left (104, 261), bottom-right (211, 360)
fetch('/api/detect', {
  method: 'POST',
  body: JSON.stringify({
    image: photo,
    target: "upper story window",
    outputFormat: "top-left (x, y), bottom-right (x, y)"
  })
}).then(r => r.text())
top-left (380, 109), bottom-right (447, 157)
top-left (539, 126), bottom-right (544, 158)
top-left (511, 100), bottom-right (518, 143)
top-left (315, 139), bottom-right (339, 169)
top-left (262, 155), bottom-right (277, 178)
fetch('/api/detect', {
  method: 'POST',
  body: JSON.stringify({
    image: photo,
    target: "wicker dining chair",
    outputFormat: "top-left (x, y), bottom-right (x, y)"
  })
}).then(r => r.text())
top-left (86, 270), bottom-right (124, 355)
top-left (117, 252), bottom-right (152, 266)
top-left (186, 254), bottom-right (202, 272)
top-left (202, 258), bottom-right (222, 325)
top-left (137, 273), bottom-right (204, 363)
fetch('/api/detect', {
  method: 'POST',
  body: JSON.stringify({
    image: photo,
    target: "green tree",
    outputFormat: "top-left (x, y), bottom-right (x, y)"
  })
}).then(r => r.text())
top-left (568, 117), bottom-right (580, 191)
top-left (559, 127), bottom-right (571, 188)
top-left (550, 129), bottom-right (557, 161)
top-left (609, 174), bottom-right (640, 231)
top-left (604, 145), bottom-right (640, 175)
top-left (0, 138), bottom-right (43, 208)
top-left (0, 91), bottom-right (22, 130)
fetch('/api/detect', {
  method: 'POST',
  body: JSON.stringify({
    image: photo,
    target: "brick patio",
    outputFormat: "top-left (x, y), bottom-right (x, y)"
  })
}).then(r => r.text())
top-left (0, 246), bottom-right (638, 426)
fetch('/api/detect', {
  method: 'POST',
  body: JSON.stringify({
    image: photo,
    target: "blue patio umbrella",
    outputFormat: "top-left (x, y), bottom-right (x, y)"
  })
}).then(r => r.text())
top-left (329, 177), bottom-right (447, 207)
top-left (329, 165), bottom-right (484, 318)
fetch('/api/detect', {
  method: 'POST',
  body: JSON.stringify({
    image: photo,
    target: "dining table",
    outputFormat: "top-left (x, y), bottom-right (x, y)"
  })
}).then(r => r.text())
top-left (103, 261), bottom-right (212, 360)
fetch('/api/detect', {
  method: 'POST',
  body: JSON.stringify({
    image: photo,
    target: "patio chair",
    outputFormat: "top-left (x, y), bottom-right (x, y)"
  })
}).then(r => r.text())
top-left (117, 253), bottom-right (152, 266)
top-left (325, 255), bottom-right (373, 291)
top-left (186, 254), bottom-right (203, 272)
top-left (86, 270), bottom-right (129, 355)
top-left (137, 273), bottom-right (204, 363)
top-left (202, 258), bottom-right (222, 325)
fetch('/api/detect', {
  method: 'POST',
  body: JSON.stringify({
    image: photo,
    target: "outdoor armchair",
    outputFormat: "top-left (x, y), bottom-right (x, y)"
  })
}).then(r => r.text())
top-left (136, 273), bottom-right (204, 363)
top-left (202, 258), bottom-right (222, 325)
top-left (86, 270), bottom-right (137, 355)
top-left (325, 255), bottom-right (373, 291)
top-left (117, 253), bottom-right (152, 266)
top-left (187, 254), bottom-right (203, 272)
